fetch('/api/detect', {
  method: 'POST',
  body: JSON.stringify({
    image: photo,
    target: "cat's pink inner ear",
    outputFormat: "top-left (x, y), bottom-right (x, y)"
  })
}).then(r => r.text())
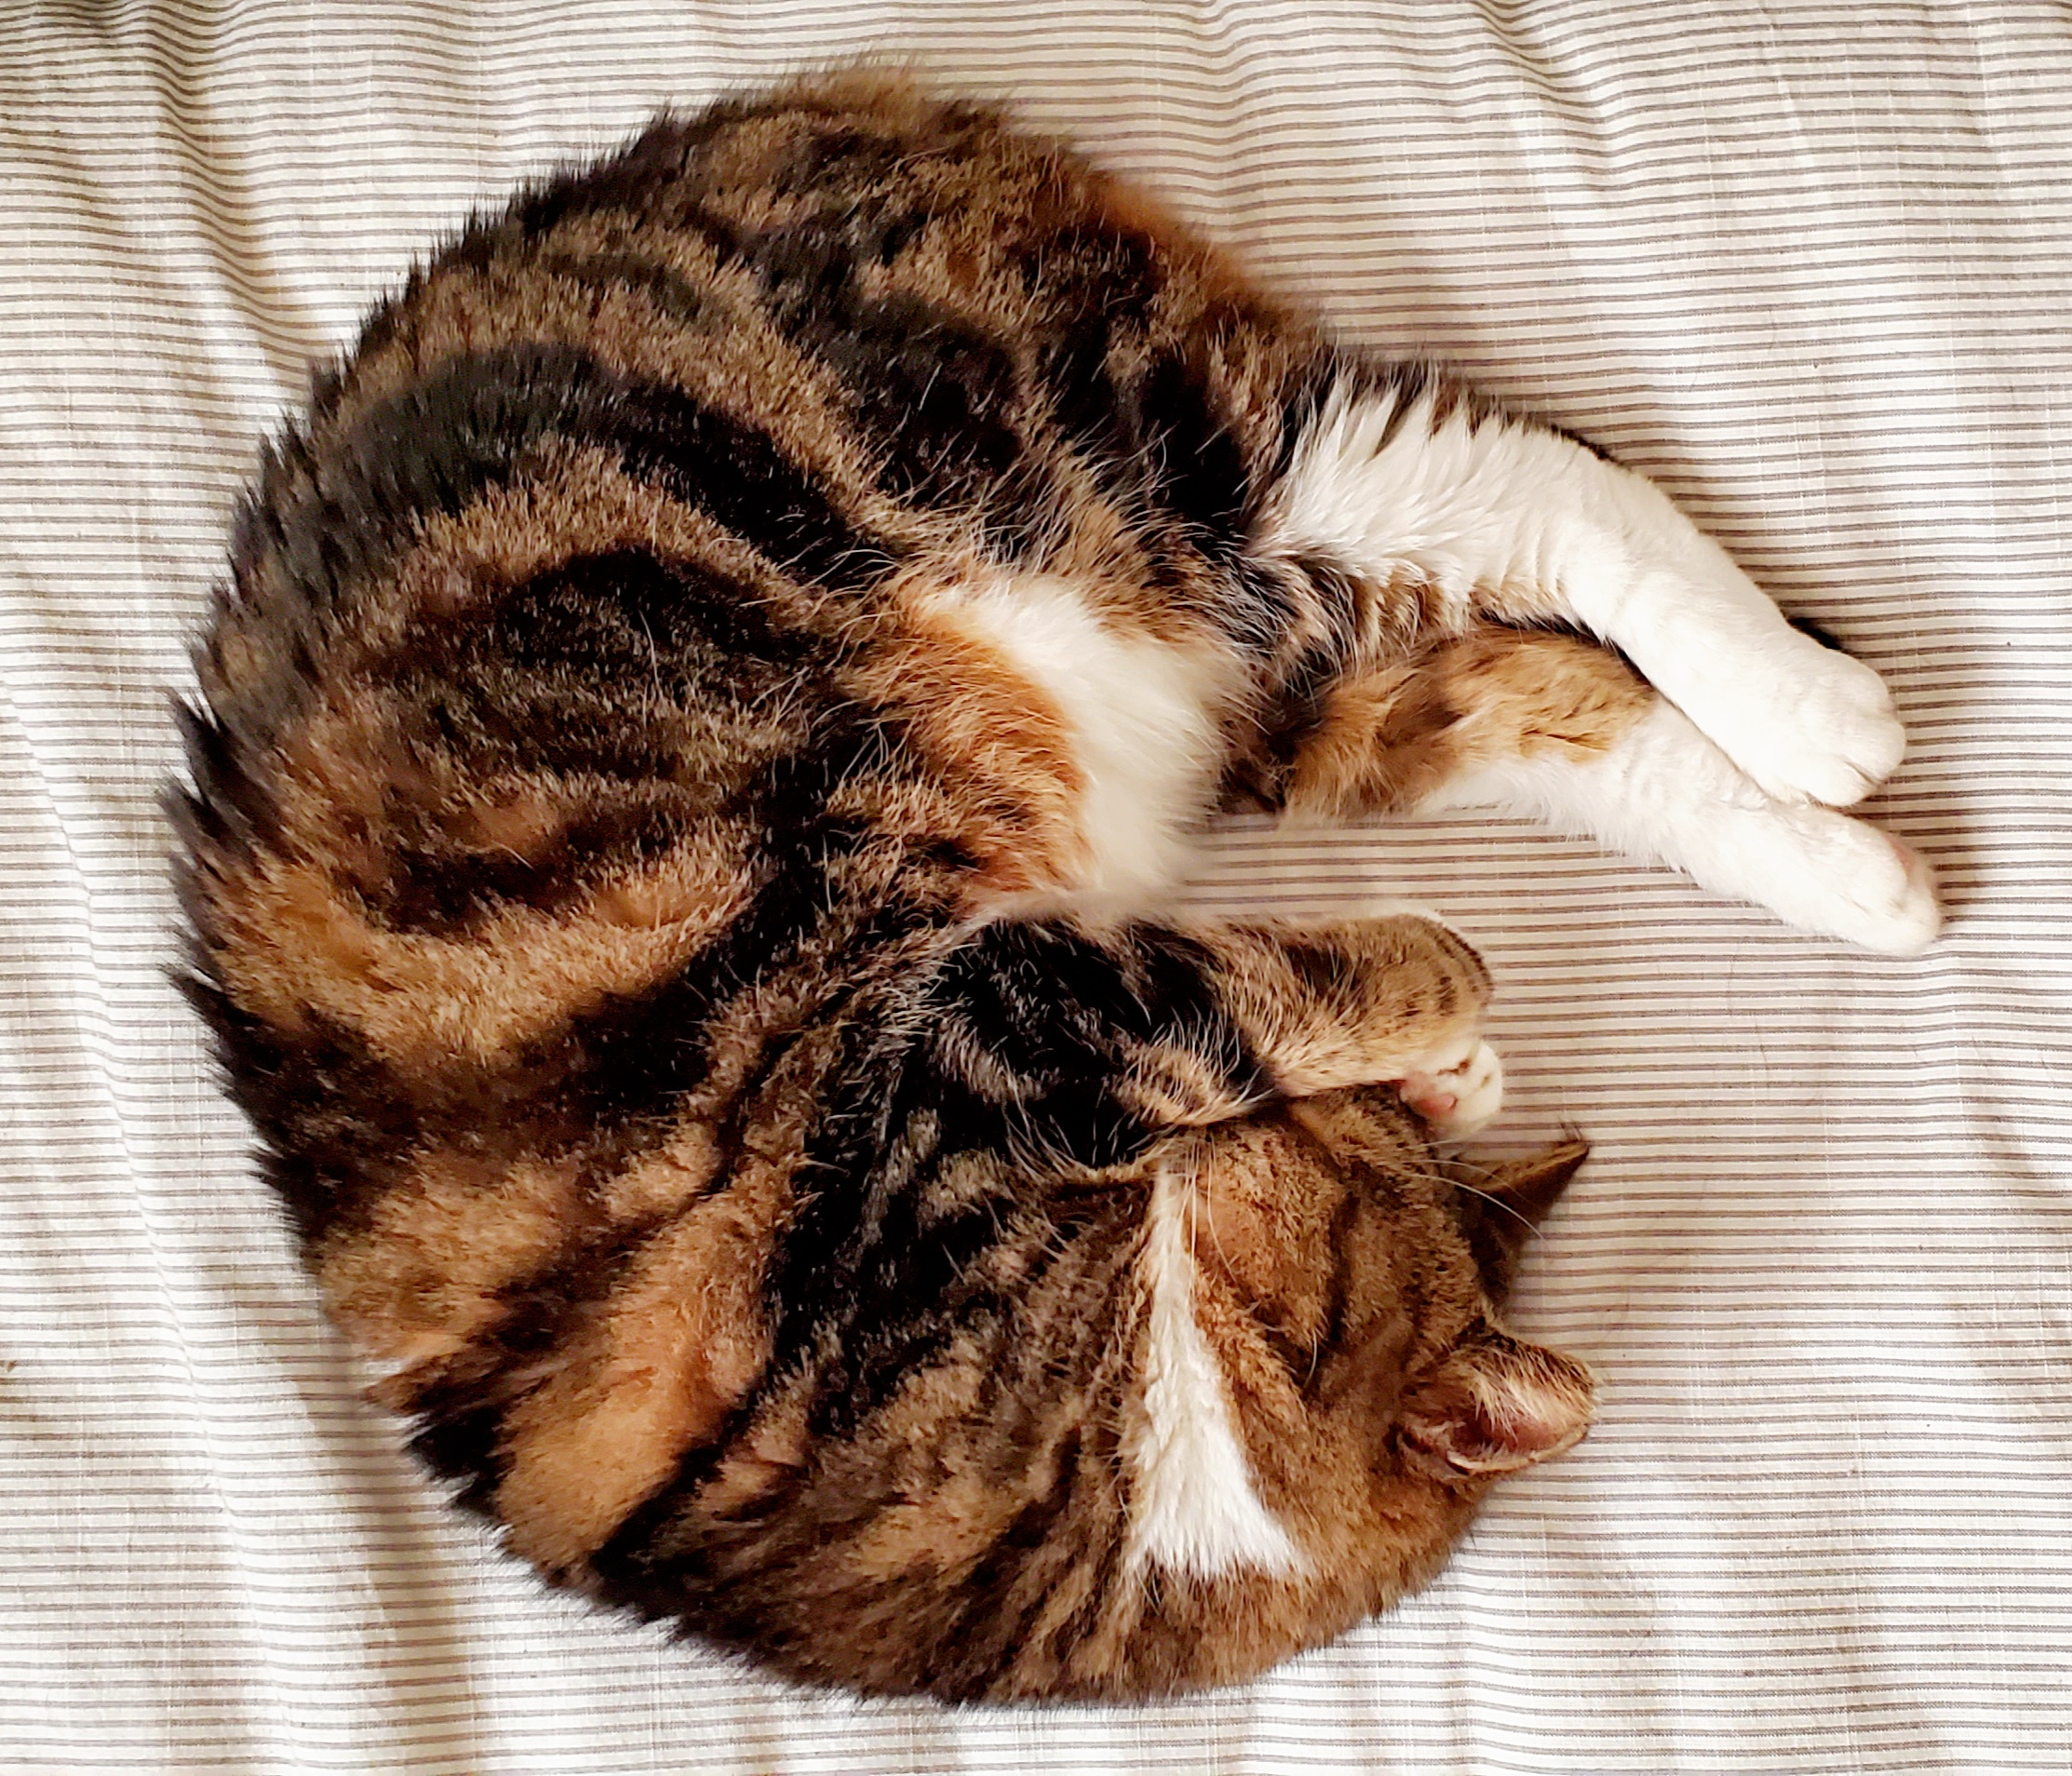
top-left (1400, 1325), bottom-right (1594, 1478)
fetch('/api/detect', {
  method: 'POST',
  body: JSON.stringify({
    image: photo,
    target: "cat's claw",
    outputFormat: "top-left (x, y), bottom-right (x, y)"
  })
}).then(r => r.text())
top-left (1684, 635), bottom-right (1905, 809)
top-left (1398, 1038), bottom-right (1504, 1140)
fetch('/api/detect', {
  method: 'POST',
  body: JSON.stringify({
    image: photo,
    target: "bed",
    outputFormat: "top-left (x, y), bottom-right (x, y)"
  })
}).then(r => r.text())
top-left (4, 2), bottom-right (2068, 1769)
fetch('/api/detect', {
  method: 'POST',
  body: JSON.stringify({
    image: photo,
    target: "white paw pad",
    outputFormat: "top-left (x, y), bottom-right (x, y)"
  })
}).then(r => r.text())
top-left (1398, 1038), bottom-right (1504, 1139)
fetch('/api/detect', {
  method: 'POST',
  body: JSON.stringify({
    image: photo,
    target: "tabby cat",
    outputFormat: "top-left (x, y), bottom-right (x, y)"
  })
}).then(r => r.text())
top-left (175, 74), bottom-right (1939, 1702)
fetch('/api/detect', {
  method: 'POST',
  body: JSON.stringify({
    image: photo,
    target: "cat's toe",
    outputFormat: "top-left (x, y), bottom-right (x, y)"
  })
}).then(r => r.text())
top-left (1700, 638), bottom-right (1905, 808)
top-left (1400, 1039), bottom-right (1504, 1139)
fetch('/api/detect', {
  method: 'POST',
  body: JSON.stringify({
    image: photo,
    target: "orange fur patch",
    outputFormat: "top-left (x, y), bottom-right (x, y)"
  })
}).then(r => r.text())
top-left (849, 572), bottom-right (1087, 901)
top-left (207, 837), bottom-right (753, 1068)
top-left (493, 1151), bottom-right (787, 1572)
top-left (1288, 626), bottom-right (1655, 819)
top-left (316, 1150), bottom-right (580, 1383)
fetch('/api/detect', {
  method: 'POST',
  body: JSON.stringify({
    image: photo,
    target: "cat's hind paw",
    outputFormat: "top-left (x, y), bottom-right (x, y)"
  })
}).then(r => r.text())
top-left (1398, 1038), bottom-right (1504, 1140)
top-left (1742, 805), bottom-right (1943, 954)
top-left (1687, 632), bottom-right (1905, 809)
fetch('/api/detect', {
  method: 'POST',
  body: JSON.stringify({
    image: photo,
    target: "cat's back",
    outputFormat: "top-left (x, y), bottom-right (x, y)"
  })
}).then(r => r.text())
top-left (182, 75), bottom-right (1310, 1070)
top-left (172, 79), bottom-right (1227, 1245)
top-left (224, 70), bottom-right (1272, 650)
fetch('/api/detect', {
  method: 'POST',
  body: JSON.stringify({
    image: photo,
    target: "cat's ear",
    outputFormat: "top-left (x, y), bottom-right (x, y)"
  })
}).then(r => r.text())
top-left (1399, 1323), bottom-right (1594, 1479)
top-left (1455, 1136), bottom-right (1588, 1300)
top-left (1478, 1137), bottom-right (1588, 1230)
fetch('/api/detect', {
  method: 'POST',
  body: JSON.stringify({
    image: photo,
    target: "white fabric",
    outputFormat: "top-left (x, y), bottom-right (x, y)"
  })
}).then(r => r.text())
top-left (4, 3), bottom-right (2069, 1769)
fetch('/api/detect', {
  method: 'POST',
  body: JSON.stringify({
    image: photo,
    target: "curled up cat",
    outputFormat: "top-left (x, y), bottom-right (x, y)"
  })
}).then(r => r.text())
top-left (173, 75), bottom-right (1940, 1702)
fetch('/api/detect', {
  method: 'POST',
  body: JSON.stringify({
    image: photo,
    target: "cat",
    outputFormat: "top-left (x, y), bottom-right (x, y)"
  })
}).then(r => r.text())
top-left (173, 73), bottom-right (1939, 1702)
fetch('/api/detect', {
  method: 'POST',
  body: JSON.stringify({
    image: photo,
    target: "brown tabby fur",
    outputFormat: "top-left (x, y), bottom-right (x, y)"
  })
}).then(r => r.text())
top-left (176, 74), bottom-right (1630, 1702)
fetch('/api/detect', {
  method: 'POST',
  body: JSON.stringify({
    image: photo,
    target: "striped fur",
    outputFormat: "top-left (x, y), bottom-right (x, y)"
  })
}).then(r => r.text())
top-left (176, 74), bottom-right (1926, 1700)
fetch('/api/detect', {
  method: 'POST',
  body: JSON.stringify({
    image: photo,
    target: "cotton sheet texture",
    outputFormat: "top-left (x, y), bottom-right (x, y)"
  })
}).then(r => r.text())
top-left (4, 3), bottom-right (2069, 1771)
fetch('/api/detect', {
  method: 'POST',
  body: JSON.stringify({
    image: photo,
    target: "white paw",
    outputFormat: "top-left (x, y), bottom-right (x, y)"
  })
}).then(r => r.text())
top-left (1398, 1038), bottom-right (1504, 1140)
top-left (1756, 808), bottom-right (1943, 954)
top-left (1684, 633), bottom-right (1905, 808)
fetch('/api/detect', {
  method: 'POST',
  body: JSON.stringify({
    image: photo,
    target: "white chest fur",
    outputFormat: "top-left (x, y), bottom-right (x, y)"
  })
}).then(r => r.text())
top-left (922, 572), bottom-right (1237, 913)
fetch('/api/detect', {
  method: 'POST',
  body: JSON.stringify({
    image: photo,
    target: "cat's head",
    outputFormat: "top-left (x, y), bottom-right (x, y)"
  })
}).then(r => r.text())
top-left (1110, 1095), bottom-right (1592, 1694)
top-left (1229, 1092), bottom-right (1595, 1503)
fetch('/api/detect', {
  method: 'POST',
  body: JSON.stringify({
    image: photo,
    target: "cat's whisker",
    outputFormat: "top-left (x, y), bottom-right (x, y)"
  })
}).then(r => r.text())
top-left (1448, 1178), bottom-right (1545, 1244)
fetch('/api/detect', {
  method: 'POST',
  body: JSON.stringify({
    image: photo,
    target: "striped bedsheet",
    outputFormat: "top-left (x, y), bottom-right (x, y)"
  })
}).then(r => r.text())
top-left (3, 3), bottom-right (2068, 1770)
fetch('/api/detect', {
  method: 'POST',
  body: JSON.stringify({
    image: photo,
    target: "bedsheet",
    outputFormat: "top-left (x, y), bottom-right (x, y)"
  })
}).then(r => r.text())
top-left (4, 3), bottom-right (2069, 1770)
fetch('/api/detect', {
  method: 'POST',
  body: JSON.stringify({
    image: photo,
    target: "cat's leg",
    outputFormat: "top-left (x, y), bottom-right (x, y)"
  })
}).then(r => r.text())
top-left (1252, 363), bottom-right (1906, 809)
top-left (1284, 626), bottom-right (1940, 953)
top-left (1190, 915), bottom-right (1507, 1137)
top-left (935, 910), bottom-right (1505, 1166)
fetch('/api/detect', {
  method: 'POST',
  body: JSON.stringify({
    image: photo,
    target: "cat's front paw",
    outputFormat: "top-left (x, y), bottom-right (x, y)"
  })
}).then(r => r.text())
top-left (1691, 633), bottom-right (1905, 808)
top-left (1398, 1038), bottom-right (1504, 1140)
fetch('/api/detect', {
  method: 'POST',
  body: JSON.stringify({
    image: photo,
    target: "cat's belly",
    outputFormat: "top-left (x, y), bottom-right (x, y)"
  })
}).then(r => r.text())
top-left (912, 569), bottom-right (1241, 916)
